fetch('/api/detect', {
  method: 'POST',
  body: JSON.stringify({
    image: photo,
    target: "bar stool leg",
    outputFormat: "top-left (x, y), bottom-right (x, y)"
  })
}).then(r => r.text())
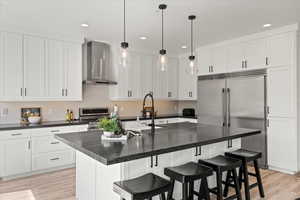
top-left (238, 165), bottom-right (243, 188)
top-left (243, 160), bottom-right (251, 200)
top-left (189, 181), bottom-right (194, 200)
top-left (160, 193), bottom-right (166, 200)
top-left (223, 170), bottom-right (232, 197)
top-left (254, 160), bottom-right (265, 198)
top-left (167, 179), bottom-right (175, 200)
top-left (199, 177), bottom-right (210, 200)
top-left (216, 169), bottom-right (223, 200)
top-left (232, 169), bottom-right (242, 200)
top-left (182, 182), bottom-right (189, 200)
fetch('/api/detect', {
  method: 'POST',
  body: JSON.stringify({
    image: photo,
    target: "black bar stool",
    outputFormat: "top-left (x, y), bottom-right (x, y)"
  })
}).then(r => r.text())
top-left (198, 155), bottom-right (242, 200)
top-left (164, 162), bottom-right (213, 200)
top-left (224, 149), bottom-right (265, 200)
top-left (113, 173), bottom-right (172, 200)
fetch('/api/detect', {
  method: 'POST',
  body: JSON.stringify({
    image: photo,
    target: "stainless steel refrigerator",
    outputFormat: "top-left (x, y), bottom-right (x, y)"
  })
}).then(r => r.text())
top-left (197, 69), bottom-right (267, 168)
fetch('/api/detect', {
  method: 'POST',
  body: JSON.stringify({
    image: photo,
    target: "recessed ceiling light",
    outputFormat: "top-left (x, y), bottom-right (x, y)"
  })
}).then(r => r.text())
top-left (181, 45), bottom-right (187, 49)
top-left (139, 36), bottom-right (147, 40)
top-left (81, 23), bottom-right (89, 28)
top-left (263, 23), bottom-right (272, 28)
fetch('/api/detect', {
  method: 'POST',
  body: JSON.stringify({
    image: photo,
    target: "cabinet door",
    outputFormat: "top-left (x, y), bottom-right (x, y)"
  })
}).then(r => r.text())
top-left (140, 54), bottom-right (153, 97)
top-left (127, 52), bottom-right (140, 99)
top-left (178, 55), bottom-right (197, 100)
top-left (0, 32), bottom-right (23, 101)
top-left (123, 157), bottom-right (152, 179)
top-left (3, 138), bottom-right (31, 176)
top-left (267, 67), bottom-right (294, 117)
top-left (211, 45), bottom-right (227, 73)
top-left (243, 38), bottom-right (267, 69)
top-left (167, 57), bottom-right (178, 99)
top-left (267, 33), bottom-right (294, 67)
top-left (197, 48), bottom-right (211, 75)
top-left (23, 35), bottom-right (46, 99)
top-left (63, 42), bottom-right (82, 100)
top-left (46, 39), bottom-right (64, 99)
top-left (268, 117), bottom-right (297, 172)
top-left (153, 60), bottom-right (168, 99)
top-left (227, 43), bottom-right (244, 72)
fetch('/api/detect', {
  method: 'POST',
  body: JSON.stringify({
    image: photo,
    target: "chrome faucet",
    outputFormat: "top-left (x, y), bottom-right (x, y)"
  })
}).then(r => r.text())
top-left (142, 92), bottom-right (155, 133)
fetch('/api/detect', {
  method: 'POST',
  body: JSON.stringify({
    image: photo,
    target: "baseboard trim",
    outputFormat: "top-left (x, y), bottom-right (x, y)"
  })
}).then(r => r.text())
top-left (268, 165), bottom-right (297, 175)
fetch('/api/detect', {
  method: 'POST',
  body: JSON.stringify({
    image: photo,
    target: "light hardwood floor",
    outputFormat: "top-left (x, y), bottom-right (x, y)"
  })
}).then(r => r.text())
top-left (0, 167), bottom-right (299, 200)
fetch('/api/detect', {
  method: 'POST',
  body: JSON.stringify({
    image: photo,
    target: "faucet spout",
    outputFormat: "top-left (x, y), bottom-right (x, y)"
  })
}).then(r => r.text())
top-left (142, 93), bottom-right (155, 133)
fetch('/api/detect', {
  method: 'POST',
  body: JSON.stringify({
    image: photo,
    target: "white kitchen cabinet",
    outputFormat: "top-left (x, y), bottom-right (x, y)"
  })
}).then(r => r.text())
top-left (197, 47), bottom-right (211, 75)
top-left (267, 32), bottom-right (294, 67)
top-left (267, 117), bottom-right (297, 173)
top-left (2, 138), bottom-right (31, 177)
top-left (123, 157), bottom-right (152, 179)
top-left (227, 42), bottom-right (244, 72)
top-left (167, 57), bottom-right (178, 99)
top-left (23, 35), bottom-right (46, 99)
top-left (153, 60), bottom-right (168, 99)
top-left (243, 38), bottom-right (268, 69)
top-left (178, 55), bottom-right (197, 100)
top-left (267, 66), bottom-right (294, 117)
top-left (140, 54), bottom-right (154, 97)
top-left (32, 136), bottom-right (70, 154)
top-left (63, 42), bottom-right (83, 100)
top-left (46, 39), bottom-right (65, 99)
top-left (0, 32), bottom-right (23, 101)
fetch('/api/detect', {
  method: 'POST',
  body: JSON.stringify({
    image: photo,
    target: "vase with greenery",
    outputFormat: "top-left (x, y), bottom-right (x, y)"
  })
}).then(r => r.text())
top-left (98, 118), bottom-right (121, 137)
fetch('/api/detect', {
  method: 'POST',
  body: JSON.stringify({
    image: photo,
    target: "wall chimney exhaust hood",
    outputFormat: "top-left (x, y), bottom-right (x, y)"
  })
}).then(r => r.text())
top-left (83, 41), bottom-right (117, 85)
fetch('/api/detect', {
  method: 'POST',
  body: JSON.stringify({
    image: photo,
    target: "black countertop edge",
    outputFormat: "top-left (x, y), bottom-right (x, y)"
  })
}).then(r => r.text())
top-left (0, 115), bottom-right (197, 131)
top-left (119, 114), bottom-right (197, 121)
top-left (55, 125), bottom-right (260, 166)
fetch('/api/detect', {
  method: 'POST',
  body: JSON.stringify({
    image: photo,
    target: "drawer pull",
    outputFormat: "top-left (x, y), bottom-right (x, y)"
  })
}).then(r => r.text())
top-left (51, 130), bottom-right (60, 133)
top-left (11, 133), bottom-right (22, 136)
top-left (50, 158), bottom-right (60, 161)
top-left (50, 142), bottom-right (60, 145)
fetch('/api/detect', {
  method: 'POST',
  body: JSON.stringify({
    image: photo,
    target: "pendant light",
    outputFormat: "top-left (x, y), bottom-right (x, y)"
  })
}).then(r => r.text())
top-left (158, 4), bottom-right (167, 72)
top-left (120, 0), bottom-right (129, 67)
top-left (188, 15), bottom-right (196, 75)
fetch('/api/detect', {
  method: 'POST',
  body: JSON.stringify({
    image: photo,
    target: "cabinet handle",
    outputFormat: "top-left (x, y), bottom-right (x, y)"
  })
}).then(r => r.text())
top-left (25, 88), bottom-right (27, 96)
top-left (267, 119), bottom-right (270, 127)
top-left (51, 130), bottom-right (60, 133)
top-left (266, 106), bottom-right (270, 114)
top-left (211, 66), bottom-right (214, 72)
top-left (11, 133), bottom-right (22, 136)
top-left (228, 139), bottom-right (233, 148)
top-left (28, 140), bottom-right (31, 150)
top-left (190, 92), bottom-right (192, 97)
top-left (245, 60), bottom-right (247, 68)
top-left (62, 89), bottom-right (64, 96)
top-left (150, 156), bottom-right (153, 168)
top-left (21, 88), bottom-right (23, 96)
top-left (65, 89), bottom-right (68, 96)
top-left (50, 158), bottom-right (60, 161)
top-left (128, 91), bottom-right (130, 97)
top-left (50, 141), bottom-right (60, 145)
top-left (208, 66), bottom-right (211, 72)
top-left (266, 57), bottom-right (269, 66)
top-left (155, 155), bottom-right (158, 167)
top-left (242, 61), bottom-right (244, 68)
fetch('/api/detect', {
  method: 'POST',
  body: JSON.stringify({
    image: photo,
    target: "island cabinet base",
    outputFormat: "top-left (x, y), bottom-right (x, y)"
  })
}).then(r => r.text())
top-left (75, 139), bottom-right (241, 200)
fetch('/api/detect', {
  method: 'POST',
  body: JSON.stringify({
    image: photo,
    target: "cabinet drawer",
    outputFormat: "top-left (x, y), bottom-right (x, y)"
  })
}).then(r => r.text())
top-left (32, 136), bottom-right (70, 154)
top-left (32, 150), bottom-right (74, 171)
top-left (0, 130), bottom-right (30, 140)
top-left (30, 125), bottom-right (88, 136)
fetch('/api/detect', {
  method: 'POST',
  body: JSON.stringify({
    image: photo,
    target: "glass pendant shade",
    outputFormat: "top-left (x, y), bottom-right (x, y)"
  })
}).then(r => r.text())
top-left (159, 54), bottom-right (168, 72)
top-left (120, 47), bottom-right (128, 67)
top-left (188, 57), bottom-right (197, 75)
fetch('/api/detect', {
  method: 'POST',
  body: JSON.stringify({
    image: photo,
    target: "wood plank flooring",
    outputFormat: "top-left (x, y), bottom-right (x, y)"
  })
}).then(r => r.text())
top-left (0, 167), bottom-right (299, 200)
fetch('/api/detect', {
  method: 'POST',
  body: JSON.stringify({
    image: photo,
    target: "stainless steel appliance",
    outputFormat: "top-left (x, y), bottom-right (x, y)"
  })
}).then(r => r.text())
top-left (79, 108), bottom-right (110, 130)
top-left (197, 69), bottom-right (267, 168)
top-left (82, 40), bottom-right (117, 84)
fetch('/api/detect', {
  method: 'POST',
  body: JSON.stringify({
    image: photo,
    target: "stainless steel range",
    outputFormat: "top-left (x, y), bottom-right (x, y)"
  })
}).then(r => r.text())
top-left (79, 108), bottom-right (110, 130)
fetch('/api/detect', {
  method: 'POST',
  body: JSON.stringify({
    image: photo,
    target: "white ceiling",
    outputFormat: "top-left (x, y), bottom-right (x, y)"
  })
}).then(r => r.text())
top-left (1, 0), bottom-right (300, 54)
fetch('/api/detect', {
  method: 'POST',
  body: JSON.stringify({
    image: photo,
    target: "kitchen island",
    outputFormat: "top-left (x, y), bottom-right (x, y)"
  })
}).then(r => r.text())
top-left (55, 122), bottom-right (261, 200)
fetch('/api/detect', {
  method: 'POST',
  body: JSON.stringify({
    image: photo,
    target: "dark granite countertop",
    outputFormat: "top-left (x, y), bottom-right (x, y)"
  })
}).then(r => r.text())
top-left (0, 115), bottom-right (196, 131)
top-left (55, 122), bottom-right (261, 165)
top-left (0, 120), bottom-right (89, 131)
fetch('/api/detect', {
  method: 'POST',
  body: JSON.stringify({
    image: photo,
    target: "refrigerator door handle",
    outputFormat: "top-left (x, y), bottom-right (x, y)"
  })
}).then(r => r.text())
top-left (222, 88), bottom-right (226, 127)
top-left (227, 88), bottom-right (231, 127)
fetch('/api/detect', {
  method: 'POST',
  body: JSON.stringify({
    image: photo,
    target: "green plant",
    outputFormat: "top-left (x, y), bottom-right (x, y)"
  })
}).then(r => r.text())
top-left (98, 118), bottom-right (120, 133)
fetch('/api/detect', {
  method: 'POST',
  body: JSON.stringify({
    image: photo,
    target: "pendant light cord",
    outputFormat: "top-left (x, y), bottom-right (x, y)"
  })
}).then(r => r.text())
top-left (123, 0), bottom-right (126, 42)
top-left (162, 9), bottom-right (164, 50)
top-left (191, 18), bottom-right (194, 56)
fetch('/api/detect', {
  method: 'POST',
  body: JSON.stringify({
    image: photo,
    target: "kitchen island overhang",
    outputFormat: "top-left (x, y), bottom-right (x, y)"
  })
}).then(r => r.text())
top-left (55, 122), bottom-right (261, 165)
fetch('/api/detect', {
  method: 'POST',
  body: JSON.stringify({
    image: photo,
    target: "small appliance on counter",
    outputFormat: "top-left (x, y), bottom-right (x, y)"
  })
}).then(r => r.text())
top-left (79, 107), bottom-right (110, 130)
top-left (21, 107), bottom-right (41, 124)
top-left (182, 108), bottom-right (195, 117)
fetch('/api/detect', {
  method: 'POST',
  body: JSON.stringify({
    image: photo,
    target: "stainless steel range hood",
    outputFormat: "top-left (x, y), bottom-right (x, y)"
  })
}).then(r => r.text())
top-left (83, 41), bottom-right (117, 85)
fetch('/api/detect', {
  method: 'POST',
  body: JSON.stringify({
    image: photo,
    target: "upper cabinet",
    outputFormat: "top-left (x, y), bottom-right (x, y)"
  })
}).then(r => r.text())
top-left (266, 32), bottom-right (294, 67)
top-left (140, 54), bottom-right (154, 97)
top-left (198, 45), bottom-right (227, 75)
top-left (23, 36), bottom-right (46, 99)
top-left (0, 32), bottom-right (82, 102)
top-left (0, 32), bottom-right (23, 101)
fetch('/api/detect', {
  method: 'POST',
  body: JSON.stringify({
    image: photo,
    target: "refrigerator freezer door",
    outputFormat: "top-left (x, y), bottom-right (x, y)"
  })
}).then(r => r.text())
top-left (197, 79), bottom-right (226, 126)
top-left (226, 75), bottom-right (267, 168)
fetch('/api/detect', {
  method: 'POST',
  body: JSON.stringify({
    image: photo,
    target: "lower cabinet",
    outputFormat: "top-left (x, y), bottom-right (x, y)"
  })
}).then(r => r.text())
top-left (2, 138), bottom-right (31, 177)
top-left (267, 117), bottom-right (298, 173)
